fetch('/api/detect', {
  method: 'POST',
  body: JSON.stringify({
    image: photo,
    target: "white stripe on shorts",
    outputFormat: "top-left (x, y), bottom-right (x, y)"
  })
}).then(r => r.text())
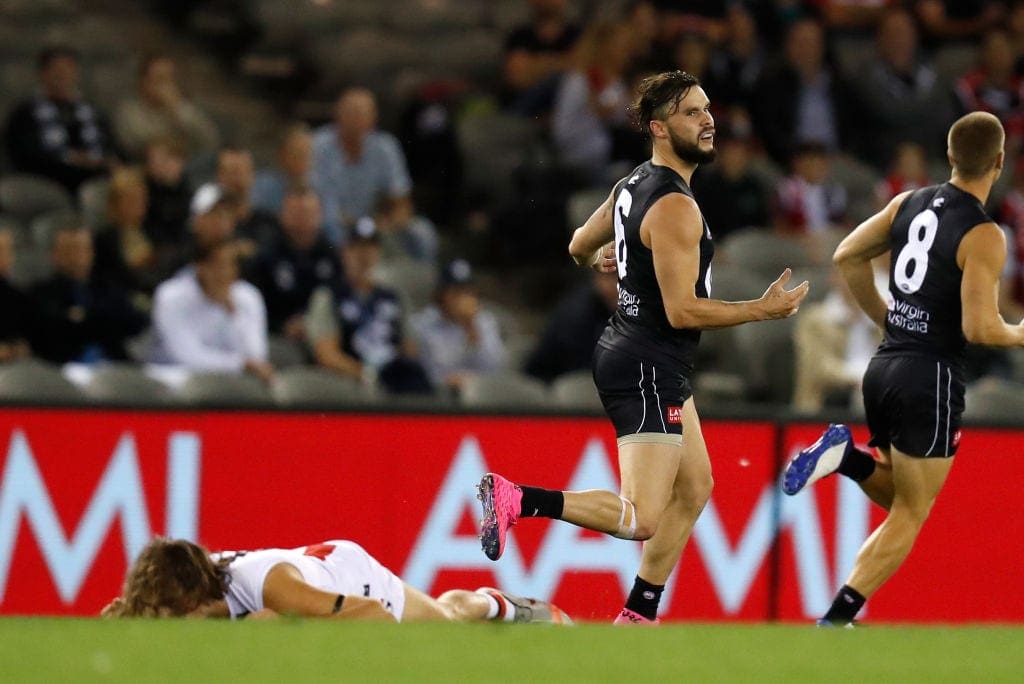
top-left (635, 362), bottom-right (647, 434)
top-left (945, 367), bottom-right (952, 456)
top-left (652, 366), bottom-right (666, 432)
top-left (926, 362), bottom-right (940, 456)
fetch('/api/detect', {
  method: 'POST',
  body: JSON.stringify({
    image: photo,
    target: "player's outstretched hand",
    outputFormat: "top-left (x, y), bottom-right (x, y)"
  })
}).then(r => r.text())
top-left (759, 268), bottom-right (810, 320)
top-left (590, 242), bottom-right (616, 273)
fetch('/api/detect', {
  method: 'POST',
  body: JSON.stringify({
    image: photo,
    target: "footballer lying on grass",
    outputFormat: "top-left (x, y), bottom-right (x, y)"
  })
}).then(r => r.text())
top-left (102, 537), bottom-right (570, 624)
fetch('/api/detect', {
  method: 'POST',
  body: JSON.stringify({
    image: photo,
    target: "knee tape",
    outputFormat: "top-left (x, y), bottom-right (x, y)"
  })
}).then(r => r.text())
top-left (613, 496), bottom-right (637, 540)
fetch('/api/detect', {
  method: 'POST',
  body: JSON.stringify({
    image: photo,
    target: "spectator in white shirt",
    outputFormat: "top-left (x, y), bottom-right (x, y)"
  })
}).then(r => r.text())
top-left (149, 238), bottom-right (274, 382)
top-left (411, 259), bottom-right (506, 391)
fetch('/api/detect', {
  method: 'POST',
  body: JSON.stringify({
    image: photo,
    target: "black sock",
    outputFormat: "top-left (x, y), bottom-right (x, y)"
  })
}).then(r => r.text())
top-left (822, 585), bottom-right (866, 624)
top-left (624, 575), bottom-right (664, 621)
top-left (837, 446), bottom-right (876, 482)
top-left (519, 486), bottom-right (564, 519)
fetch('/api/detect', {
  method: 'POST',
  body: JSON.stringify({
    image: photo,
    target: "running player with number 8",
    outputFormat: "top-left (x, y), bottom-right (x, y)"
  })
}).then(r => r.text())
top-left (782, 111), bottom-right (1024, 626)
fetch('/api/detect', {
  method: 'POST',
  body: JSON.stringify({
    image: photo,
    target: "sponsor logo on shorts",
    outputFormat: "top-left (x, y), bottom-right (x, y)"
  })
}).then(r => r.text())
top-left (666, 406), bottom-right (682, 424)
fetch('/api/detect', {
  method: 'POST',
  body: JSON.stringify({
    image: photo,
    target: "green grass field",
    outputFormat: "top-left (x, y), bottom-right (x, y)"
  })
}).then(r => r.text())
top-left (2, 619), bottom-right (1022, 683)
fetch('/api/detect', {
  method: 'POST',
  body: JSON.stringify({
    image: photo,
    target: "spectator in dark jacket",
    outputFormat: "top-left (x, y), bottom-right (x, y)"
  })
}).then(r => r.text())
top-left (751, 18), bottom-right (853, 167)
top-left (249, 185), bottom-right (341, 339)
top-left (524, 270), bottom-right (618, 383)
top-left (4, 46), bottom-right (118, 193)
top-left (143, 136), bottom-right (193, 250)
top-left (29, 220), bottom-right (147, 363)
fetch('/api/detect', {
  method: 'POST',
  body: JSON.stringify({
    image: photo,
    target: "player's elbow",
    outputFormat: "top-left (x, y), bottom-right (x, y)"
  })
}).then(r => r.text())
top-left (962, 316), bottom-right (1003, 346)
top-left (567, 229), bottom-right (588, 261)
top-left (665, 307), bottom-right (697, 330)
top-left (832, 244), bottom-right (853, 268)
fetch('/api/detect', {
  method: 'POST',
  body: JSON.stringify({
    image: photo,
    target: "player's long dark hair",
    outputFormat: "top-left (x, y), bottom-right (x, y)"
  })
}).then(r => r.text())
top-left (101, 537), bottom-right (231, 618)
top-left (630, 70), bottom-right (701, 138)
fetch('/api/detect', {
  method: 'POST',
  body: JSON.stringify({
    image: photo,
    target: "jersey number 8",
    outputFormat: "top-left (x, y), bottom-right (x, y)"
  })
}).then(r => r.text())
top-left (613, 189), bottom-right (633, 280)
top-left (894, 209), bottom-right (938, 294)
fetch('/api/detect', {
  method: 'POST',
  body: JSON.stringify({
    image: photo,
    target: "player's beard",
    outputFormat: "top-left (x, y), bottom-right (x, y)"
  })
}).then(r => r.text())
top-left (669, 127), bottom-right (716, 164)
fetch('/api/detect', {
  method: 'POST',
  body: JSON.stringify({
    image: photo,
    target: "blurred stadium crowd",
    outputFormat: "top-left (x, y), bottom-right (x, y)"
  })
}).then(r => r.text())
top-left (2, 0), bottom-right (1024, 417)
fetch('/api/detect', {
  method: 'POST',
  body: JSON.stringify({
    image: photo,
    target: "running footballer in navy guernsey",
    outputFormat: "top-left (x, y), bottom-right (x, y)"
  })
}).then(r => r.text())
top-left (782, 111), bottom-right (1024, 628)
top-left (599, 160), bottom-right (714, 375)
top-left (474, 72), bottom-right (809, 626)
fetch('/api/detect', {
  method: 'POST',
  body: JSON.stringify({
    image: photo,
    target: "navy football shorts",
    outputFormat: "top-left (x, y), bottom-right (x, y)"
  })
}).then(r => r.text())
top-left (862, 355), bottom-right (965, 458)
top-left (592, 343), bottom-right (691, 447)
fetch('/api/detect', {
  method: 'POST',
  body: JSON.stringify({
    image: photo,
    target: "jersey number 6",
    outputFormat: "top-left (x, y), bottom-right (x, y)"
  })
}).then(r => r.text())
top-left (613, 189), bottom-right (633, 280)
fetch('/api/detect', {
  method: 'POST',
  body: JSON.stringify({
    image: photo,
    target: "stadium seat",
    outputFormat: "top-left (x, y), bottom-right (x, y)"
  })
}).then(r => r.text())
top-left (457, 113), bottom-right (538, 205)
top-left (77, 177), bottom-right (111, 230)
top-left (30, 209), bottom-right (81, 248)
top-left (0, 359), bottom-right (85, 403)
top-left (0, 175), bottom-right (74, 224)
top-left (459, 371), bottom-right (550, 410)
top-left (176, 372), bottom-right (273, 407)
top-left (268, 335), bottom-right (308, 369)
top-left (504, 332), bottom-right (536, 373)
top-left (964, 378), bottom-right (1024, 423)
top-left (733, 316), bottom-right (798, 404)
top-left (831, 154), bottom-right (881, 223)
top-left (0, 214), bottom-right (28, 246)
top-left (82, 363), bottom-right (175, 406)
top-left (374, 259), bottom-right (438, 311)
top-left (7, 242), bottom-right (51, 288)
top-left (550, 370), bottom-right (603, 412)
top-left (567, 188), bottom-right (609, 230)
top-left (270, 367), bottom-right (377, 408)
top-left (390, 1), bottom-right (481, 34)
top-left (719, 228), bottom-right (813, 278)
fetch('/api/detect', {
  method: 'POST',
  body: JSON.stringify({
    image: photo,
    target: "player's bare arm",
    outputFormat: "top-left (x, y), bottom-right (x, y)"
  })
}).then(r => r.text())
top-left (959, 222), bottom-right (1024, 346)
top-left (568, 188), bottom-right (616, 272)
top-left (262, 563), bottom-right (397, 621)
top-left (834, 191), bottom-right (911, 328)
top-left (645, 193), bottom-right (809, 329)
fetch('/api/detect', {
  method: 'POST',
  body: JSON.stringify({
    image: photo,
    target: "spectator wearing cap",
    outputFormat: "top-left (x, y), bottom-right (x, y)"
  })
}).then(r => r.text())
top-left (691, 123), bottom-right (770, 240)
top-left (249, 185), bottom-right (340, 339)
top-left (29, 220), bottom-right (147, 364)
top-left (214, 145), bottom-right (281, 250)
top-left (115, 53), bottom-right (220, 161)
top-left (170, 182), bottom-right (240, 275)
top-left (0, 227), bottom-right (31, 363)
top-left (252, 123), bottom-right (313, 215)
top-left (411, 259), bottom-right (507, 391)
top-left (149, 238), bottom-right (273, 382)
top-left (311, 88), bottom-right (414, 244)
top-left (4, 46), bottom-right (118, 193)
top-left (305, 218), bottom-right (432, 394)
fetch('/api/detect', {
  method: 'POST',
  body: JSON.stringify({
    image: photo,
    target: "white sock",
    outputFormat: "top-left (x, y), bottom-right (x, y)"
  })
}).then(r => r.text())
top-left (482, 593), bottom-right (501, 620)
top-left (479, 590), bottom-right (516, 621)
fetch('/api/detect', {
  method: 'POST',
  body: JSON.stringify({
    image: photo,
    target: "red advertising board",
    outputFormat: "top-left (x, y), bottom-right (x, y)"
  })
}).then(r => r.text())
top-left (0, 409), bottom-right (1020, 622)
